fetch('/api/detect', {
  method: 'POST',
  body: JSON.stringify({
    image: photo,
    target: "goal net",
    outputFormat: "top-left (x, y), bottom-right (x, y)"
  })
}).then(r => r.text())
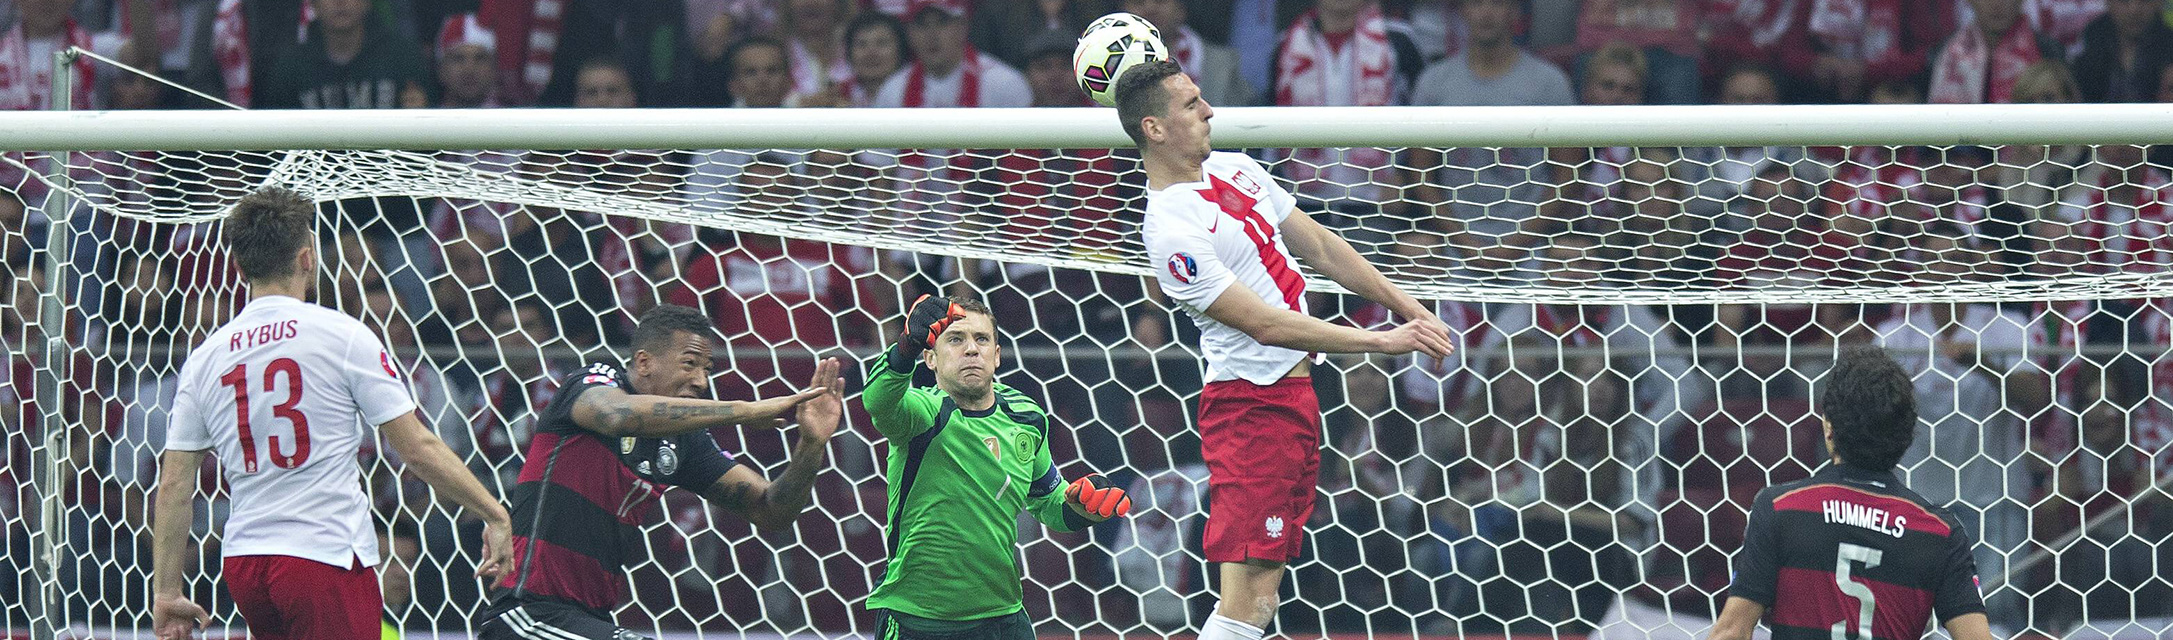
top-left (4, 104), bottom-right (2172, 640)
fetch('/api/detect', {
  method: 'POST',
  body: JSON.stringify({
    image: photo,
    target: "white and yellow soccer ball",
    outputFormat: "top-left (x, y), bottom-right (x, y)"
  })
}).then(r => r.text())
top-left (1072, 12), bottom-right (1167, 107)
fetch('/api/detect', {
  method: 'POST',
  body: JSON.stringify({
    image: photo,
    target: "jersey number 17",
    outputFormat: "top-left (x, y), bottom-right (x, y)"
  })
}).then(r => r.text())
top-left (218, 358), bottom-right (312, 473)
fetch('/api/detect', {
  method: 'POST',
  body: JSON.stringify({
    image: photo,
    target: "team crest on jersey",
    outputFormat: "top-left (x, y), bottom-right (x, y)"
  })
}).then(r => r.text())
top-left (1231, 171), bottom-right (1263, 197)
top-left (380, 352), bottom-right (400, 380)
top-left (656, 442), bottom-right (680, 476)
top-left (1014, 432), bottom-right (1036, 460)
top-left (1265, 515), bottom-right (1285, 539)
top-left (1167, 252), bottom-right (1198, 284)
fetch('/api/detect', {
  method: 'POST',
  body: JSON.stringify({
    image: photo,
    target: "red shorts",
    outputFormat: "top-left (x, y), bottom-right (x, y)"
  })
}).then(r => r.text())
top-left (1198, 376), bottom-right (1322, 563)
top-left (223, 554), bottom-right (382, 640)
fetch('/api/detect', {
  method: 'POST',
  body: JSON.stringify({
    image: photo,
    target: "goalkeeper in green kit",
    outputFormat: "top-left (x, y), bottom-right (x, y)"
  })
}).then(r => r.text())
top-left (863, 294), bottom-right (1134, 640)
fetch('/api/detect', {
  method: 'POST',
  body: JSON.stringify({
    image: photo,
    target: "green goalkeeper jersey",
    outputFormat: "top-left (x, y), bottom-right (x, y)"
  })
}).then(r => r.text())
top-left (862, 350), bottom-right (1088, 621)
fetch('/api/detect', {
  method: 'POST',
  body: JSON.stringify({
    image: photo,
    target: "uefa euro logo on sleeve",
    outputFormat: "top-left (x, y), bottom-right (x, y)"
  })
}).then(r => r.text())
top-left (1168, 252), bottom-right (1197, 284)
top-left (380, 352), bottom-right (400, 380)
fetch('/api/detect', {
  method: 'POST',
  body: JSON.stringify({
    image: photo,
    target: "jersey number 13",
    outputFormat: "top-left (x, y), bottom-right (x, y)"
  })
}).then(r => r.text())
top-left (218, 359), bottom-right (312, 473)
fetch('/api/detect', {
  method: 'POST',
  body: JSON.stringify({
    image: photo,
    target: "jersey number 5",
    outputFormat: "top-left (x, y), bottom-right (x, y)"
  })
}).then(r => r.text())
top-left (1832, 542), bottom-right (1884, 640)
top-left (218, 359), bottom-right (312, 473)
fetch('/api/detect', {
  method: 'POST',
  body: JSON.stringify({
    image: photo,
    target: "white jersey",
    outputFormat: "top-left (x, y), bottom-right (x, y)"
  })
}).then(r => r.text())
top-left (165, 295), bottom-right (416, 568)
top-left (1143, 151), bottom-right (1312, 385)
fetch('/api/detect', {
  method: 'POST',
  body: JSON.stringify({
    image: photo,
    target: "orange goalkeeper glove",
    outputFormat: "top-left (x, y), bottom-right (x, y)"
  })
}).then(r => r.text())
top-left (1065, 473), bottom-right (1131, 519)
top-left (890, 294), bottom-right (965, 368)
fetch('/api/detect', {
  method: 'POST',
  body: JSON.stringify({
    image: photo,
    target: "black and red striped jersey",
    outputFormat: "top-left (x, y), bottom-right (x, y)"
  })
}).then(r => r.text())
top-left (1730, 463), bottom-right (1986, 640)
top-left (493, 361), bottom-right (738, 612)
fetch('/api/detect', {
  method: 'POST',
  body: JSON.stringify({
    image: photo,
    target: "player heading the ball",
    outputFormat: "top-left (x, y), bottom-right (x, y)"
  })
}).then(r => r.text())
top-left (863, 294), bottom-right (1132, 640)
top-left (1110, 59), bottom-right (1454, 640)
top-left (152, 186), bottom-right (515, 640)
top-left (473, 304), bottom-right (842, 640)
top-left (1707, 346), bottom-right (1994, 640)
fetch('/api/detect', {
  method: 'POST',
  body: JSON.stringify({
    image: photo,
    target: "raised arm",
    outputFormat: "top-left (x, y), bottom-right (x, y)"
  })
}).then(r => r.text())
top-left (150, 450), bottom-right (210, 640)
top-left (378, 411), bottom-right (512, 580)
top-left (701, 358), bottom-right (844, 531)
top-left (570, 382), bottom-right (829, 438)
top-left (1279, 207), bottom-right (1441, 324)
top-left (863, 294), bottom-right (962, 440)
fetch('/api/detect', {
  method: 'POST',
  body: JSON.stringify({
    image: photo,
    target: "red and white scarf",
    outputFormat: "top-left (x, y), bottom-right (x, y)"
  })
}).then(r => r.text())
top-left (0, 19), bottom-right (95, 110)
top-left (1929, 17), bottom-right (2044, 103)
top-left (479, 0), bottom-right (564, 99)
top-left (211, 0), bottom-right (251, 106)
top-left (1275, 7), bottom-right (1394, 194)
top-left (903, 47), bottom-right (982, 107)
top-left (1807, 0), bottom-right (1898, 60)
top-left (1275, 6), bottom-right (1394, 108)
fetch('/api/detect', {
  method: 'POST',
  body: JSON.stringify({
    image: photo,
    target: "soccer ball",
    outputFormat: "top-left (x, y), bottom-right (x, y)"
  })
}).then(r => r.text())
top-left (1073, 12), bottom-right (1167, 107)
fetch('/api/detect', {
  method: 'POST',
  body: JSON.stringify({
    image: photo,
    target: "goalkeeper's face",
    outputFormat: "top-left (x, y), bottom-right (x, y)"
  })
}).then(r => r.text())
top-left (926, 311), bottom-right (1001, 399)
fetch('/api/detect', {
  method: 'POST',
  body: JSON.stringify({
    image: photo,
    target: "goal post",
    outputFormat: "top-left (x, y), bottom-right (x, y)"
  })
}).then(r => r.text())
top-left (5, 99), bottom-right (2173, 640)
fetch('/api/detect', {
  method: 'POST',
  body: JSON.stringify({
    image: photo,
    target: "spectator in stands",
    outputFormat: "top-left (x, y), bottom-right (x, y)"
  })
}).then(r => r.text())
top-left (1457, 233), bottom-right (1649, 633)
top-left (1992, 62), bottom-right (2089, 236)
top-left (725, 37), bottom-right (802, 107)
top-left (1545, 44), bottom-right (1653, 225)
top-left (1273, 0), bottom-right (1424, 207)
top-left (1020, 30), bottom-right (1089, 107)
top-left (2031, 298), bottom-right (2173, 630)
top-left (1929, 0), bottom-right (2062, 103)
top-left (532, 0), bottom-right (682, 107)
top-left (837, 11), bottom-right (910, 107)
top-left (1122, 0), bottom-right (1256, 105)
top-left (1406, 0), bottom-right (1571, 245)
top-left (1712, 162), bottom-right (1855, 396)
top-left (970, 0), bottom-right (1107, 69)
top-left (781, 0), bottom-right (854, 99)
top-left (258, 0), bottom-right (430, 108)
top-left (0, 191), bottom-right (31, 272)
top-left (377, 522), bottom-right (424, 634)
top-left (875, 0), bottom-right (1029, 108)
top-left (1700, 0), bottom-right (1803, 94)
top-left (1780, 0), bottom-right (1956, 103)
top-left (2073, 0), bottom-right (2173, 102)
top-left (0, 0), bottom-right (131, 110)
top-left (435, 14), bottom-right (504, 108)
top-left (1566, 0), bottom-right (1702, 103)
top-left (1873, 224), bottom-right (2050, 629)
top-left (1681, 64), bottom-right (1824, 224)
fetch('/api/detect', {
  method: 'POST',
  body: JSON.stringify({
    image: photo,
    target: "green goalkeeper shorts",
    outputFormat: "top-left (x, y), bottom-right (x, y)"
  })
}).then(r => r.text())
top-left (872, 609), bottom-right (1033, 640)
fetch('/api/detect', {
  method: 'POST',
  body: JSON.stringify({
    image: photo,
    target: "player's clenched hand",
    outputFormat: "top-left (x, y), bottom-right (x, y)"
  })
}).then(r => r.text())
top-left (475, 517), bottom-right (514, 582)
top-left (151, 593), bottom-right (208, 640)
top-left (895, 294), bottom-right (966, 360)
top-left (1376, 319), bottom-right (1454, 359)
top-left (1065, 473), bottom-right (1132, 520)
top-left (793, 357), bottom-right (846, 442)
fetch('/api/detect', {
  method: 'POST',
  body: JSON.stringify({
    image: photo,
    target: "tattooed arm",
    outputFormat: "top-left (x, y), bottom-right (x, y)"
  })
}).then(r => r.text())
top-left (569, 382), bottom-right (828, 438)
top-left (701, 361), bottom-right (846, 531)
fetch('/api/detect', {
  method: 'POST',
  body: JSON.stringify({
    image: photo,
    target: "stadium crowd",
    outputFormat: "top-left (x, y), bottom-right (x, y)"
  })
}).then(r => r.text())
top-left (2, 0), bottom-right (2173, 636)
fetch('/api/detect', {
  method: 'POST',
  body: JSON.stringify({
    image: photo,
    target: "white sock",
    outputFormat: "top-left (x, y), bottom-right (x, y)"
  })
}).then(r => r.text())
top-left (1199, 613), bottom-right (1266, 640)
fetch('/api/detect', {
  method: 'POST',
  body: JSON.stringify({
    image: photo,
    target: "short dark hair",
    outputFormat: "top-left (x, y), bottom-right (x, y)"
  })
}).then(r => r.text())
top-left (225, 186), bottom-right (316, 281)
top-left (725, 36), bottom-right (787, 75)
top-left (1114, 60), bottom-right (1186, 147)
top-left (844, 12), bottom-right (911, 67)
top-left (631, 304), bottom-right (716, 356)
top-left (1819, 346), bottom-right (1918, 470)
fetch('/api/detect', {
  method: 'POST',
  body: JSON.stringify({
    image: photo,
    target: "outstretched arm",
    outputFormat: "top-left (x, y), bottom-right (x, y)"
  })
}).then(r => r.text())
top-left (1201, 280), bottom-right (1453, 358)
top-left (703, 359), bottom-right (844, 531)
top-left (1280, 207), bottom-right (1437, 324)
top-left (571, 383), bottom-right (829, 439)
top-left (150, 450), bottom-right (210, 640)
top-left (379, 411), bottom-right (512, 580)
